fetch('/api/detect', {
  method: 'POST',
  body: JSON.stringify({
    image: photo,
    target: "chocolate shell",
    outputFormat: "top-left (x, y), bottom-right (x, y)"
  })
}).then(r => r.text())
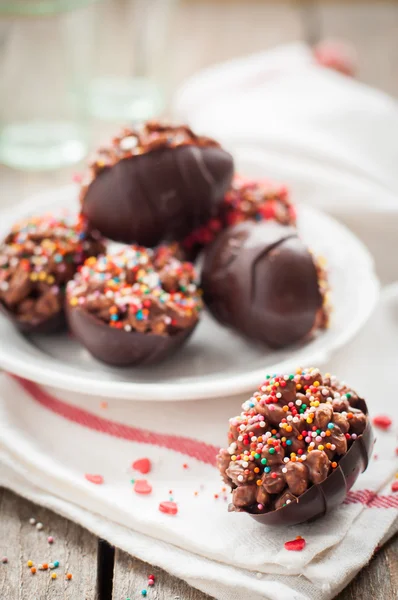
top-left (0, 302), bottom-right (66, 335)
top-left (65, 244), bottom-right (203, 366)
top-left (0, 214), bottom-right (105, 335)
top-left (66, 305), bottom-right (197, 366)
top-left (201, 221), bottom-right (328, 348)
top-left (250, 404), bottom-right (373, 526)
top-left (81, 122), bottom-right (234, 247)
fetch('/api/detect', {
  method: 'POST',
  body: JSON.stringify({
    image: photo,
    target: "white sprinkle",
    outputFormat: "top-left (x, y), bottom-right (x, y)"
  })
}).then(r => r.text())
top-left (286, 415), bottom-right (293, 422)
top-left (295, 399), bottom-right (302, 406)
top-left (242, 461), bottom-right (249, 468)
top-left (251, 436), bottom-right (257, 442)
top-left (239, 424), bottom-right (246, 431)
top-left (276, 392), bottom-right (282, 399)
top-left (238, 436), bottom-right (243, 442)
top-left (292, 417), bottom-right (299, 423)
top-left (124, 325), bottom-right (132, 332)
top-left (29, 518), bottom-right (36, 526)
top-left (301, 455), bottom-right (307, 461)
top-left (120, 135), bottom-right (138, 151)
top-left (260, 422), bottom-right (266, 427)
top-left (38, 564), bottom-right (43, 570)
top-left (321, 431), bottom-right (326, 438)
top-left (256, 572), bottom-right (263, 579)
top-left (237, 475), bottom-right (244, 483)
top-left (283, 457), bottom-right (290, 463)
top-left (49, 563), bottom-right (55, 569)
top-left (331, 444), bottom-right (336, 451)
top-left (282, 467), bottom-right (287, 474)
top-left (322, 389), bottom-right (329, 396)
top-left (286, 499), bottom-right (291, 504)
top-left (36, 522), bottom-right (43, 531)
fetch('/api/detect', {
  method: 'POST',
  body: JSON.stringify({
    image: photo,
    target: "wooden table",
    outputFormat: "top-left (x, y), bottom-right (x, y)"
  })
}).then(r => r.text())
top-left (0, 1), bottom-right (397, 598)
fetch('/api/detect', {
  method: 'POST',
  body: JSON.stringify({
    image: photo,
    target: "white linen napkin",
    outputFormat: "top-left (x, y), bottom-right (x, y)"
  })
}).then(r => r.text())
top-left (0, 44), bottom-right (398, 600)
top-left (0, 285), bottom-right (397, 600)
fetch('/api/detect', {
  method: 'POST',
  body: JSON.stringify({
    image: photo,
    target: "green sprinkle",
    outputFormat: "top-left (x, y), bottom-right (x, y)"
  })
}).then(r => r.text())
top-left (269, 448), bottom-right (276, 455)
top-left (130, 479), bottom-right (135, 484)
top-left (261, 458), bottom-right (267, 465)
top-left (289, 374), bottom-right (294, 380)
top-left (254, 453), bottom-right (260, 459)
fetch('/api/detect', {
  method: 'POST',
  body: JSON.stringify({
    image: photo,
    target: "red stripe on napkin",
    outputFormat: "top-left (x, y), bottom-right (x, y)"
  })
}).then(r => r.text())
top-left (11, 375), bottom-right (218, 467)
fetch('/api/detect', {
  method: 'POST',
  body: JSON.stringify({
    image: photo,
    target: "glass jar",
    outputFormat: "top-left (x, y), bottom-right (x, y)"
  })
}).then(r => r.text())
top-left (0, 0), bottom-right (97, 170)
top-left (89, 0), bottom-right (177, 123)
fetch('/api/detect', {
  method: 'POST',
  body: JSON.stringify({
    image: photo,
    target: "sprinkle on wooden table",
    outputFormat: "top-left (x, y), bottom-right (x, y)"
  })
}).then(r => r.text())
top-left (51, 572), bottom-right (57, 579)
top-left (1, 557), bottom-right (8, 564)
top-left (48, 536), bottom-right (54, 544)
top-left (30, 567), bottom-right (37, 574)
top-left (66, 573), bottom-right (73, 580)
top-left (29, 517), bottom-right (36, 525)
top-left (27, 560), bottom-right (33, 567)
top-left (36, 522), bottom-right (43, 530)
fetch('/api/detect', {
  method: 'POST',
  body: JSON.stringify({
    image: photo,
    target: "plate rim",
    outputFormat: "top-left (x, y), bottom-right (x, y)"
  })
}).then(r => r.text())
top-left (0, 184), bottom-right (380, 401)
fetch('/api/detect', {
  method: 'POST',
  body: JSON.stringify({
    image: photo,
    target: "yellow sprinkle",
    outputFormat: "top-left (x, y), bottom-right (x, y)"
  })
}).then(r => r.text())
top-left (69, 297), bottom-right (78, 307)
top-left (47, 275), bottom-right (55, 284)
top-left (27, 560), bottom-right (33, 568)
top-left (38, 271), bottom-right (47, 281)
top-left (313, 381), bottom-right (320, 387)
top-left (296, 384), bottom-right (302, 390)
top-left (231, 455), bottom-right (236, 461)
top-left (318, 445), bottom-right (325, 451)
top-left (51, 573), bottom-right (57, 580)
top-left (30, 273), bottom-right (38, 281)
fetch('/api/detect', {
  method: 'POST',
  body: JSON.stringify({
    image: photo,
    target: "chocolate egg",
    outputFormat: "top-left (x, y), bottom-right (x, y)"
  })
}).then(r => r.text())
top-left (201, 220), bottom-right (329, 348)
top-left (80, 121), bottom-right (234, 247)
top-left (182, 175), bottom-right (296, 260)
top-left (66, 245), bottom-right (203, 366)
top-left (0, 214), bottom-right (105, 334)
top-left (217, 368), bottom-right (374, 526)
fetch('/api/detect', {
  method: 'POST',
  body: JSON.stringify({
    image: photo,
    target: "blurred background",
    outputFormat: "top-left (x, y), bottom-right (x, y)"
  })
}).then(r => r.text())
top-left (1, 0), bottom-right (397, 206)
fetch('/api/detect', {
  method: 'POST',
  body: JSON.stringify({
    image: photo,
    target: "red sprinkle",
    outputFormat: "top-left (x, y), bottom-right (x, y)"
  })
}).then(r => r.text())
top-left (183, 463), bottom-right (189, 469)
top-left (72, 173), bottom-right (83, 183)
top-left (159, 501), bottom-right (178, 515)
top-left (372, 415), bottom-right (392, 430)
top-left (391, 481), bottom-right (398, 493)
top-left (134, 479), bottom-right (152, 495)
top-left (284, 538), bottom-right (306, 551)
top-left (132, 458), bottom-right (152, 474)
top-left (85, 474), bottom-right (104, 485)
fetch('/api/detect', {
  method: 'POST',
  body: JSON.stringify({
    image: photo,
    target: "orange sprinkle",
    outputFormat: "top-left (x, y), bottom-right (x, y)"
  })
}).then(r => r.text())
top-left (256, 479), bottom-right (262, 486)
top-left (332, 462), bottom-right (338, 468)
top-left (347, 413), bottom-right (353, 419)
top-left (326, 430), bottom-right (331, 436)
top-left (42, 563), bottom-right (48, 570)
top-left (31, 567), bottom-right (36, 575)
top-left (254, 467), bottom-right (260, 474)
top-left (271, 429), bottom-right (277, 435)
top-left (282, 406), bottom-right (289, 412)
top-left (66, 573), bottom-right (72, 580)
top-left (298, 435), bottom-right (303, 440)
top-left (286, 426), bottom-right (293, 433)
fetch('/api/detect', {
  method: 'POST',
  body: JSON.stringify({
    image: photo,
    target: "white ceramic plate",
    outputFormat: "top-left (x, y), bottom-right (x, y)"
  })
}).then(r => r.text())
top-left (0, 184), bottom-right (379, 401)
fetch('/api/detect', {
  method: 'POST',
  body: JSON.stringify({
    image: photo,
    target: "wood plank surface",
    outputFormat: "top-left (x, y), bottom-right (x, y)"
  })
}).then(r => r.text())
top-left (336, 534), bottom-right (398, 600)
top-left (0, 488), bottom-right (99, 600)
top-left (112, 550), bottom-right (212, 600)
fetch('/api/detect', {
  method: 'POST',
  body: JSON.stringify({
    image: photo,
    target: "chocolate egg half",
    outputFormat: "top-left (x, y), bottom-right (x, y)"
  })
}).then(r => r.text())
top-left (217, 368), bottom-right (374, 526)
top-left (0, 215), bottom-right (105, 334)
top-left (202, 220), bottom-right (329, 348)
top-left (66, 245), bottom-right (203, 366)
top-left (81, 121), bottom-right (234, 247)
